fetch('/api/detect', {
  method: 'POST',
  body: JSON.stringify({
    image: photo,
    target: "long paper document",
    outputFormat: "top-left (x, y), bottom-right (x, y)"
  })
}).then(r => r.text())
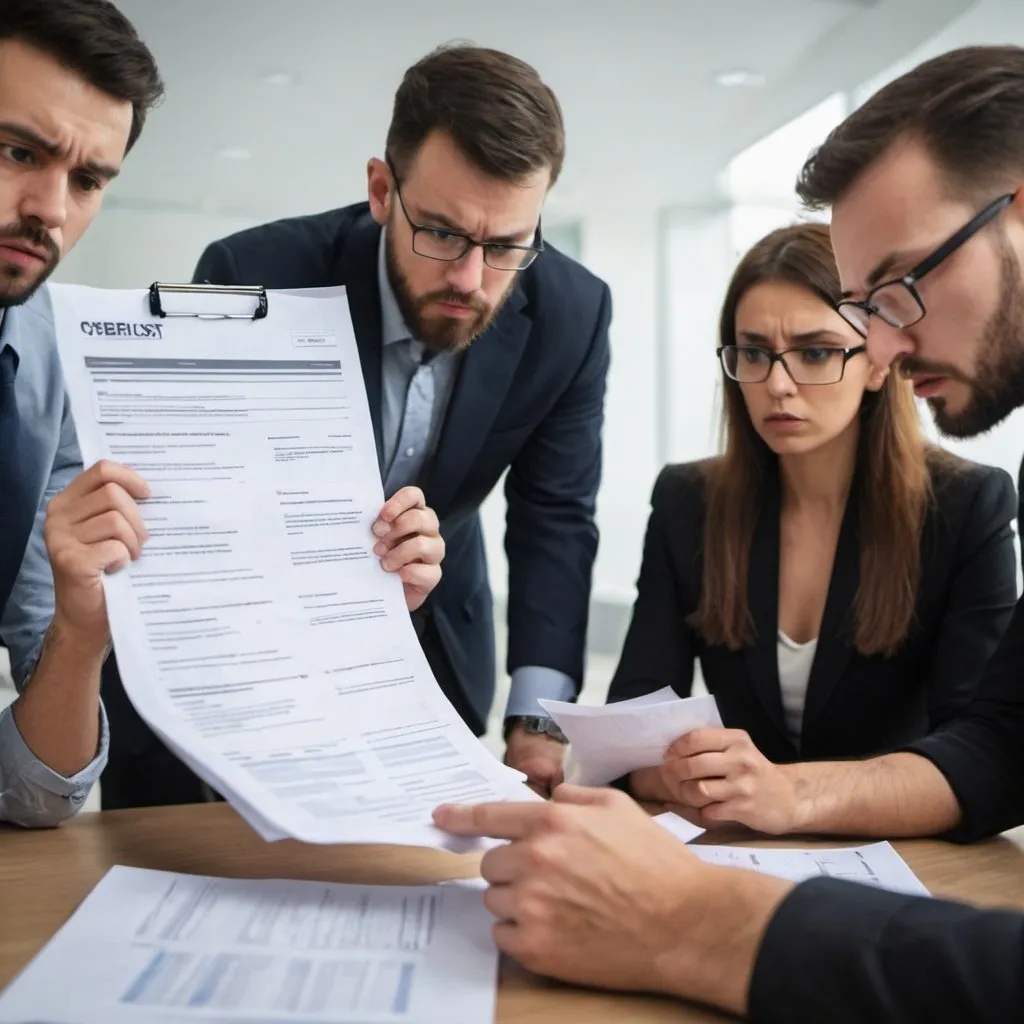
top-left (49, 284), bottom-right (527, 846)
top-left (539, 690), bottom-right (722, 786)
top-left (0, 866), bottom-right (497, 1024)
top-left (688, 842), bottom-right (930, 896)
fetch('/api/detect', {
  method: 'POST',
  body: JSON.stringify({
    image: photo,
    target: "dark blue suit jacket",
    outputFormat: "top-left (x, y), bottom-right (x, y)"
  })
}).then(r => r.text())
top-left (190, 203), bottom-right (611, 729)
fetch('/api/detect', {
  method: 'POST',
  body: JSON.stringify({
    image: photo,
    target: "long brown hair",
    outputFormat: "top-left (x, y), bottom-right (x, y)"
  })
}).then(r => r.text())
top-left (692, 222), bottom-right (937, 657)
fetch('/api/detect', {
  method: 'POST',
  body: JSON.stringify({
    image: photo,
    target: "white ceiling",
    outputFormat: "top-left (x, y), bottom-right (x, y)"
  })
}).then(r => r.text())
top-left (107, 0), bottom-right (974, 222)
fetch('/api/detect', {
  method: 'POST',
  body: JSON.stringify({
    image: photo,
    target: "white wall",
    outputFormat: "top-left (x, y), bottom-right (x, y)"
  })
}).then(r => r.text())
top-left (53, 206), bottom-right (261, 288)
top-left (480, 207), bottom-right (661, 611)
top-left (661, 205), bottom-right (734, 465)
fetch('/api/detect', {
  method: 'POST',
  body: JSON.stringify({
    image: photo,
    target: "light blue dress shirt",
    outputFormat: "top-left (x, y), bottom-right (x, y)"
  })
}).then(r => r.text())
top-left (375, 233), bottom-right (574, 719)
top-left (0, 293), bottom-right (108, 827)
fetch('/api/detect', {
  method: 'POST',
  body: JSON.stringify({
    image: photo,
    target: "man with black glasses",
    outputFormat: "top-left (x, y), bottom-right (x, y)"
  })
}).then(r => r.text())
top-left (99, 44), bottom-right (612, 808)
top-left (433, 45), bottom-right (1024, 1023)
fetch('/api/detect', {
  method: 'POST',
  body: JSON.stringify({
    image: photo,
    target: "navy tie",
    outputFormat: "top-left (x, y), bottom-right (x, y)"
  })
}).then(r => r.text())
top-left (0, 344), bottom-right (36, 616)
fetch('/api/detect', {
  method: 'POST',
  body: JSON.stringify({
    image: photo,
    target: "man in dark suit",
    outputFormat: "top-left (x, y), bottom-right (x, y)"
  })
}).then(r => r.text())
top-left (100, 43), bottom-right (611, 805)
top-left (433, 45), bottom-right (1024, 1023)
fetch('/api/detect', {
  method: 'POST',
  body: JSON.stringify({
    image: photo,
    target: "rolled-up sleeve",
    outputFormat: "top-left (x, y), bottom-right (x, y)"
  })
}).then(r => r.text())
top-left (0, 700), bottom-right (108, 827)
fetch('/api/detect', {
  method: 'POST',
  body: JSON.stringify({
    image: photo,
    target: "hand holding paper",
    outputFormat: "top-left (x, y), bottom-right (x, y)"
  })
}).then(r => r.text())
top-left (634, 726), bottom-right (802, 834)
top-left (538, 689), bottom-right (722, 787)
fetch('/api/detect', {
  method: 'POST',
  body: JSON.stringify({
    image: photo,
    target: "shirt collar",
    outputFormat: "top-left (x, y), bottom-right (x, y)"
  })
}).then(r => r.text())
top-left (377, 227), bottom-right (415, 348)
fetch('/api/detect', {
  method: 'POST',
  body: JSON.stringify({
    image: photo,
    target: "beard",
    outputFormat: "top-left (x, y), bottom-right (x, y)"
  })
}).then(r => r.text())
top-left (904, 243), bottom-right (1024, 439)
top-left (0, 220), bottom-right (60, 308)
top-left (384, 221), bottom-right (512, 352)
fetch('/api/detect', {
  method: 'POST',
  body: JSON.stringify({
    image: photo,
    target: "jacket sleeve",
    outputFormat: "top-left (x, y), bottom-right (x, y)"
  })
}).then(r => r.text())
top-left (919, 467), bottom-right (1017, 728)
top-left (749, 876), bottom-right (1024, 1023)
top-left (503, 283), bottom-right (611, 691)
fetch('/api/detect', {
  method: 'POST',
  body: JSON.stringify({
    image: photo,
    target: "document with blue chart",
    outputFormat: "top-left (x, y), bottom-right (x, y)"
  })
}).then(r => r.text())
top-left (0, 865), bottom-right (497, 1024)
top-left (49, 283), bottom-right (528, 847)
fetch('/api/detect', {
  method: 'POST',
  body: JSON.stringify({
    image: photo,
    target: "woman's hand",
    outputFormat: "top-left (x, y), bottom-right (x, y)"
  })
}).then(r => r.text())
top-left (630, 728), bottom-right (802, 835)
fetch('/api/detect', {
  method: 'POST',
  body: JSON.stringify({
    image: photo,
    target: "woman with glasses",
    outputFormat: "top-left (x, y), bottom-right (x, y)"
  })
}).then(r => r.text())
top-left (607, 222), bottom-right (1018, 832)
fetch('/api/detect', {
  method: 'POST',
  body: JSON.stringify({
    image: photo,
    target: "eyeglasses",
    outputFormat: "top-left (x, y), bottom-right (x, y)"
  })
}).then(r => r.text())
top-left (386, 157), bottom-right (544, 272)
top-left (718, 344), bottom-right (867, 385)
top-left (836, 192), bottom-right (1017, 335)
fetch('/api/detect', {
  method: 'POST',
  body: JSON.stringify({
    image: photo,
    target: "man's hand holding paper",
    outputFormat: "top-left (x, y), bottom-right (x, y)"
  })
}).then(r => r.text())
top-left (44, 459), bottom-right (151, 648)
top-left (372, 485), bottom-right (444, 612)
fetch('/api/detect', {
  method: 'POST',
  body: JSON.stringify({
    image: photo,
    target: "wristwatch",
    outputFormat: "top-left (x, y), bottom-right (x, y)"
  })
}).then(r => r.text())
top-left (504, 715), bottom-right (568, 744)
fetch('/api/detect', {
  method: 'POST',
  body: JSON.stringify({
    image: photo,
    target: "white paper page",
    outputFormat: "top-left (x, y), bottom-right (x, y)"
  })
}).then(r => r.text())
top-left (687, 841), bottom-right (930, 897)
top-left (539, 693), bottom-right (722, 786)
top-left (653, 811), bottom-right (705, 843)
top-left (49, 284), bottom-right (527, 847)
top-left (0, 865), bottom-right (497, 1024)
top-left (607, 685), bottom-right (679, 708)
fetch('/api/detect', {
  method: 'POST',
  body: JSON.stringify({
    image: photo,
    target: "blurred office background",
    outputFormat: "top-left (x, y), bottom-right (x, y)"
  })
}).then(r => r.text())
top-left (6, 1), bottom-right (1024, 799)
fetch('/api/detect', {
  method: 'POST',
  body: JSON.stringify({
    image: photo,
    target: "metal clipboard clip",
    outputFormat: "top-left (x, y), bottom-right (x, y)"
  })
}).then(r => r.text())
top-left (148, 281), bottom-right (269, 320)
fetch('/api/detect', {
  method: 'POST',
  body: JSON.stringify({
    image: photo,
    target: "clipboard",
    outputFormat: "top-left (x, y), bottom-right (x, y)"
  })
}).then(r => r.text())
top-left (149, 281), bottom-right (268, 320)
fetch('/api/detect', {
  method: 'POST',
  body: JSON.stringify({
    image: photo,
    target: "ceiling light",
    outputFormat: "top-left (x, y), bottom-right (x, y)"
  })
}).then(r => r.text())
top-left (715, 70), bottom-right (766, 88)
top-left (263, 71), bottom-right (295, 86)
top-left (217, 147), bottom-right (251, 161)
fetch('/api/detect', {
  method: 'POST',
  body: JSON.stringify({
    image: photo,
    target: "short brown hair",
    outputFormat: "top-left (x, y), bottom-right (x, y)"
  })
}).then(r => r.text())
top-left (798, 45), bottom-right (1024, 209)
top-left (2, 0), bottom-right (164, 152)
top-left (385, 44), bottom-right (564, 185)
top-left (693, 222), bottom-right (949, 658)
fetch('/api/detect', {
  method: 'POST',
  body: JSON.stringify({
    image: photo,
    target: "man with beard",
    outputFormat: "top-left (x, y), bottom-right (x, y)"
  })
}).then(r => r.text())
top-left (99, 44), bottom-right (611, 809)
top-left (431, 45), bottom-right (1024, 1023)
top-left (0, 0), bottom-right (164, 826)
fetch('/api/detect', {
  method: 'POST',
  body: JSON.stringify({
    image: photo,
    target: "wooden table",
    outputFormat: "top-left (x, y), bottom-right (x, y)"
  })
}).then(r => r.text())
top-left (2, 805), bottom-right (1024, 1022)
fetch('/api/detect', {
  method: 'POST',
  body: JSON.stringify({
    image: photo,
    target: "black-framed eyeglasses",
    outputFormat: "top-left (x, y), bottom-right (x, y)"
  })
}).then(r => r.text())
top-left (718, 344), bottom-right (867, 385)
top-left (385, 156), bottom-right (544, 272)
top-left (836, 191), bottom-right (1017, 335)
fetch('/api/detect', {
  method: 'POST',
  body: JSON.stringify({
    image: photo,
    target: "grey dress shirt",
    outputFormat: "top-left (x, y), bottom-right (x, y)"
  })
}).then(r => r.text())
top-left (375, 233), bottom-right (575, 717)
top-left (0, 292), bottom-right (108, 827)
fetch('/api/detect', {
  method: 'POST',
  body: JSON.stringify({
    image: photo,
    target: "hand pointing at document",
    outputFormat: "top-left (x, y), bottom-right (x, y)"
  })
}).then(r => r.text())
top-left (432, 785), bottom-right (790, 1016)
top-left (372, 486), bottom-right (444, 611)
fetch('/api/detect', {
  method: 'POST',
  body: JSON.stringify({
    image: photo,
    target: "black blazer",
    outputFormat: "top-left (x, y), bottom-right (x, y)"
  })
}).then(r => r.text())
top-left (607, 456), bottom-right (1018, 762)
top-left (102, 202), bottom-right (610, 769)
top-left (750, 875), bottom-right (1024, 1022)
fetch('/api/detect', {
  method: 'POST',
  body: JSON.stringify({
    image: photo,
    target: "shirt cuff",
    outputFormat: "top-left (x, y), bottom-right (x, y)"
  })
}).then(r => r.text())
top-left (0, 698), bottom-right (109, 827)
top-left (504, 666), bottom-right (576, 719)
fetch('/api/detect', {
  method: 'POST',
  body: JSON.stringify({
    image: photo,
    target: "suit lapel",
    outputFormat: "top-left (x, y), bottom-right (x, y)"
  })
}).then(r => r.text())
top-left (424, 287), bottom-right (531, 514)
top-left (801, 480), bottom-right (861, 729)
top-left (335, 214), bottom-right (385, 464)
top-left (744, 465), bottom-right (789, 736)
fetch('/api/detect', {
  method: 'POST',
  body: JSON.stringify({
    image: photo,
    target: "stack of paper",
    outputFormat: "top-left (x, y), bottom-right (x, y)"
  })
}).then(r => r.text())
top-left (539, 687), bottom-right (723, 786)
top-left (0, 866), bottom-right (498, 1024)
top-left (50, 284), bottom-right (529, 848)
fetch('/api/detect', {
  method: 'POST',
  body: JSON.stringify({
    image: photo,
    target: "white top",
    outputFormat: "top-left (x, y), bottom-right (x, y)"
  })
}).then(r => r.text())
top-left (777, 630), bottom-right (818, 746)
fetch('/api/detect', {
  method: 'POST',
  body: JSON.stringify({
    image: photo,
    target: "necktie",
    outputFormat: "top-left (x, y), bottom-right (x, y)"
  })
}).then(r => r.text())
top-left (384, 344), bottom-right (437, 495)
top-left (0, 345), bottom-right (36, 617)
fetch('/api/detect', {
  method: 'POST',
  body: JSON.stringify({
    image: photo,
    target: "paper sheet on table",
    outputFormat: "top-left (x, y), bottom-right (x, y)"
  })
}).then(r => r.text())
top-left (653, 811), bottom-right (706, 843)
top-left (684, 841), bottom-right (930, 897)
top-left (49, 283), bottom-right (528, 848)
top-left (538, 691), bottom-right (722, 786)
top-left (0, 865), bottom-right (497, 1024)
